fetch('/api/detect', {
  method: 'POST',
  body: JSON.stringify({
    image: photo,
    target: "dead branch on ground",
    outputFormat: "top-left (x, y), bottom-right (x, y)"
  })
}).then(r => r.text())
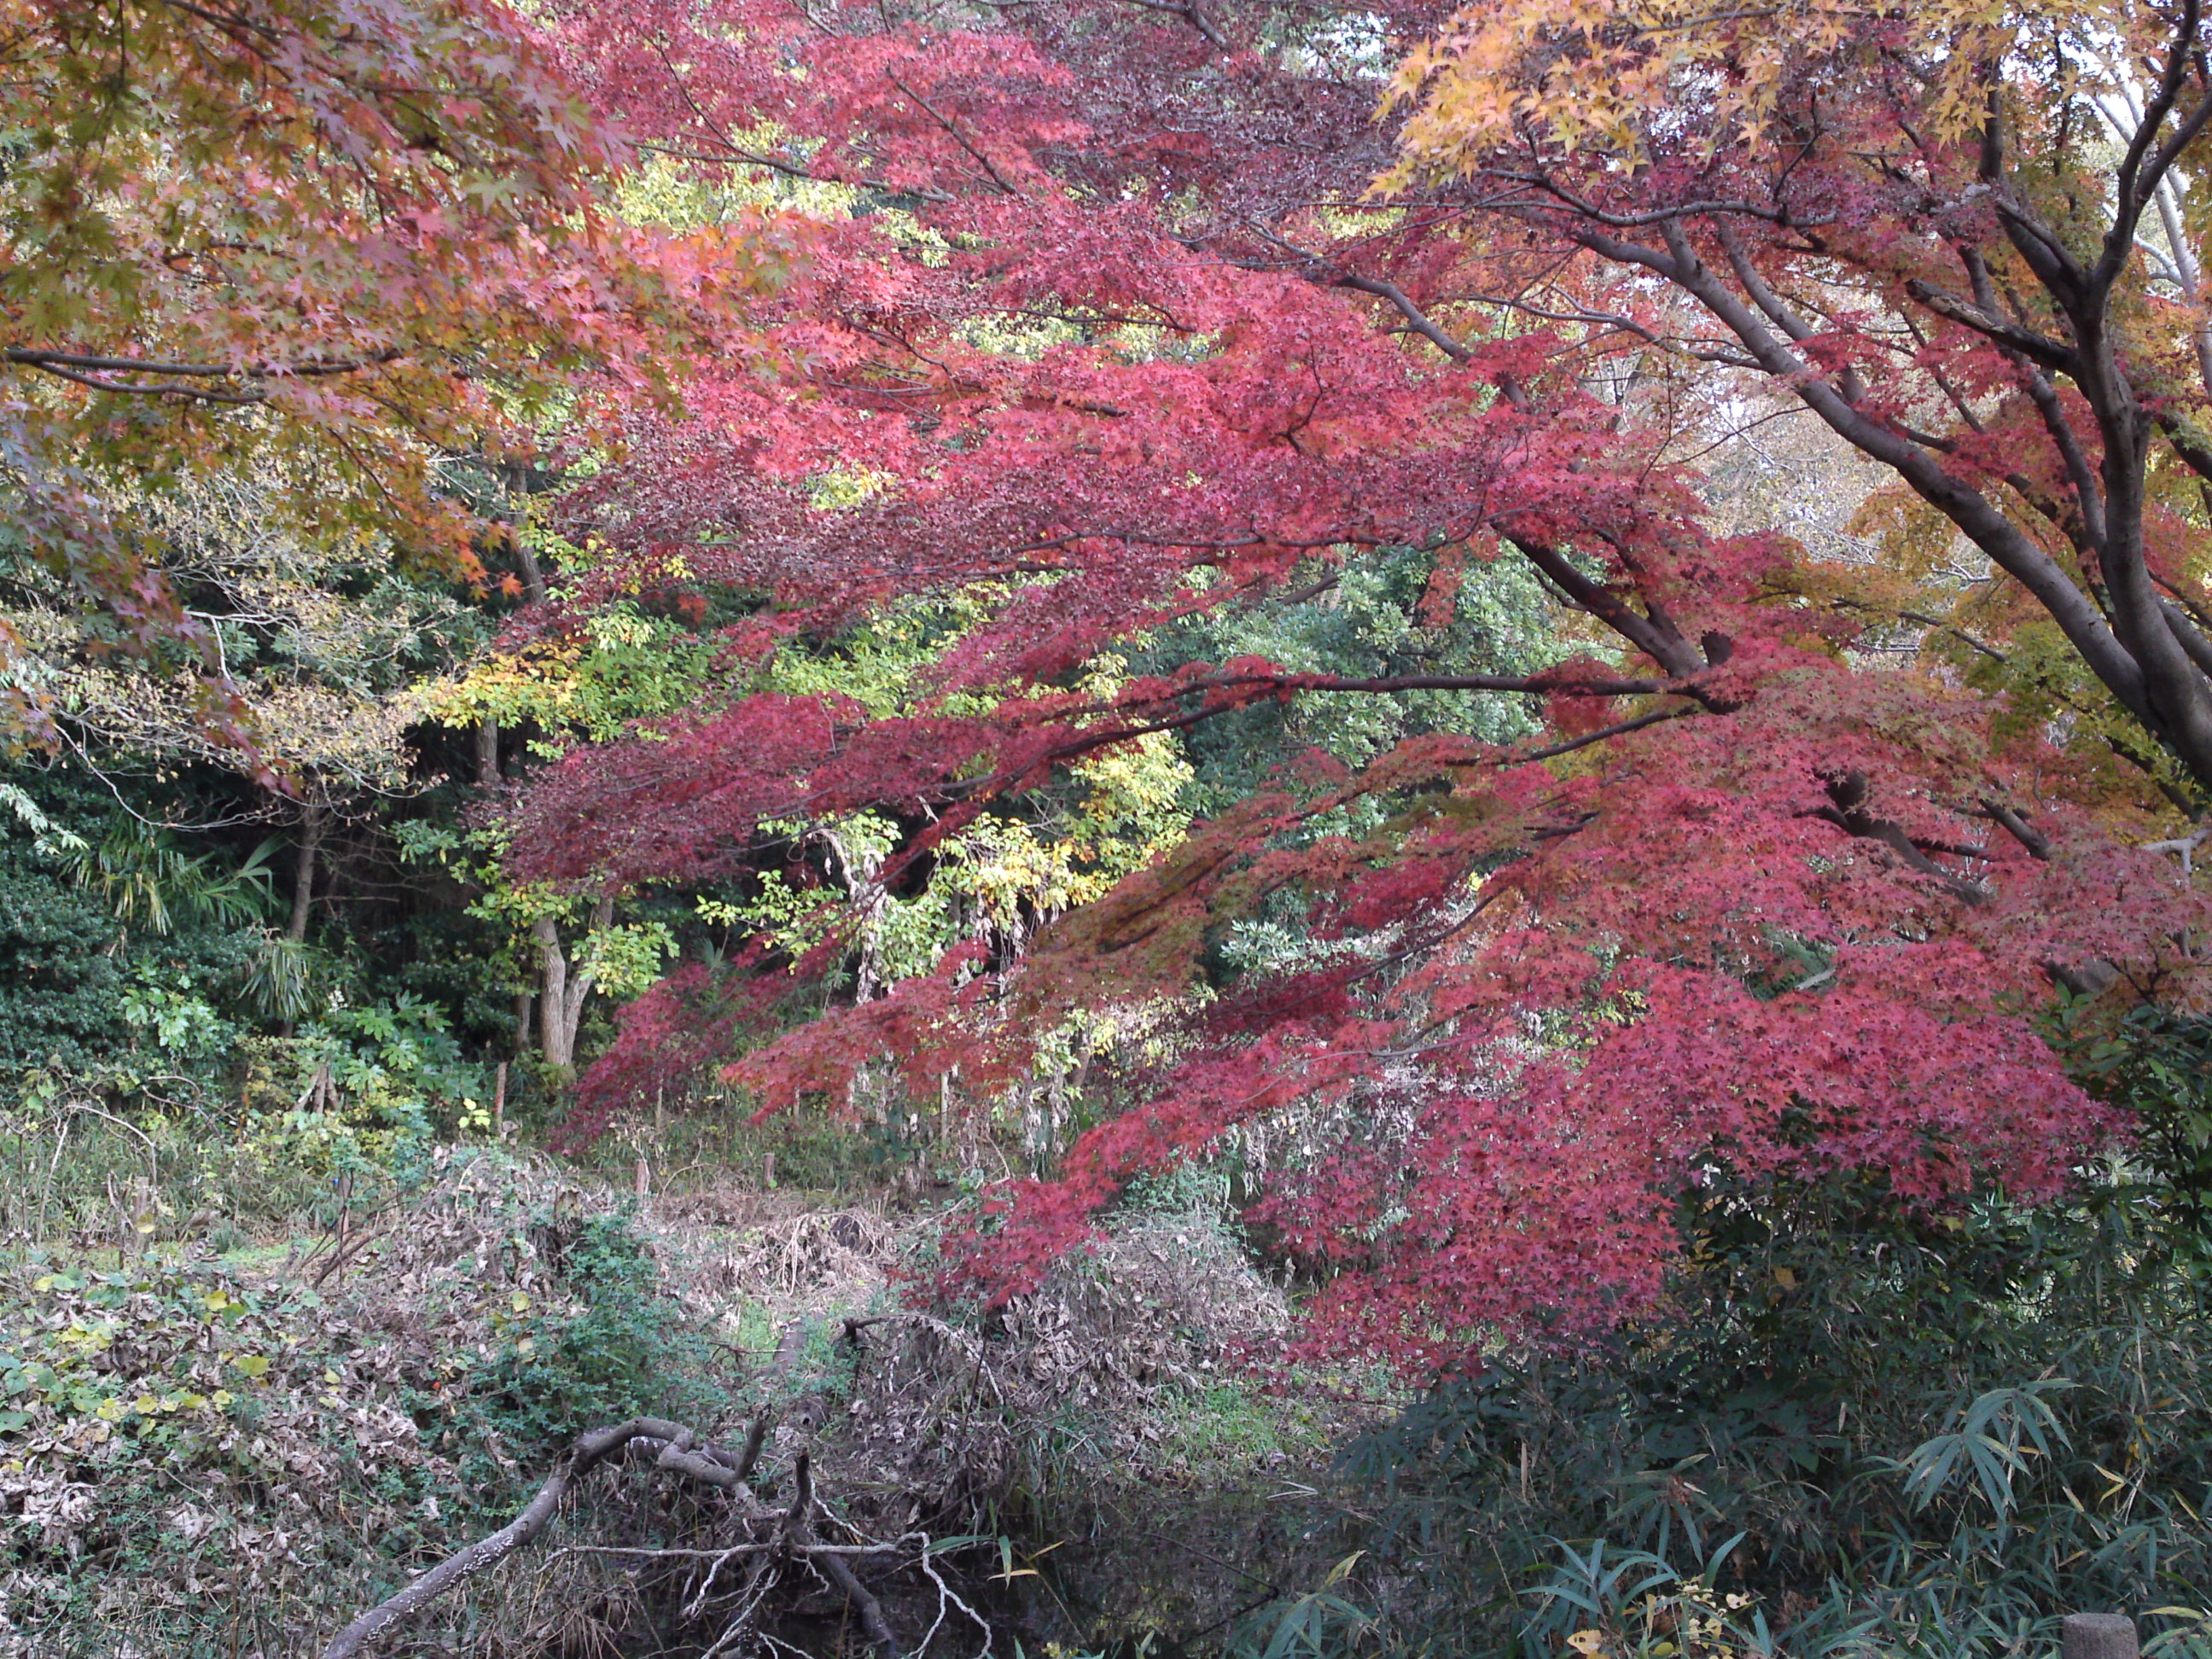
top-left (318, 1414), bottom-right (960, 1659)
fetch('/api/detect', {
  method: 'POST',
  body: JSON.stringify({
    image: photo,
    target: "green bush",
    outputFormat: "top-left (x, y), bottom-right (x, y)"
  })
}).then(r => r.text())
top-left (0, 849), bottom-right (130, 1073)
top-left (432, 1209), bottom-right (725, 1470)
top-left (2062, 995), bottom-right (2212, 1250)
top-left (1251, 1167), bottom-right (2212, 1659)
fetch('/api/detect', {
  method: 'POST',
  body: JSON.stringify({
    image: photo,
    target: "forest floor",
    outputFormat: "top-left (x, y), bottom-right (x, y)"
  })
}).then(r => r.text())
top-left (2, 1136), bottom-right (1384, 1658)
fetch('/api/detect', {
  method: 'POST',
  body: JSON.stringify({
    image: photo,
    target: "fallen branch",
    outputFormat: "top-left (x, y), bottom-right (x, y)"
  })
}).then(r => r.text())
top-left (320, 1417), bottom-right (661, 1659)
top-left (785, 1450), bottom-right (903, 1659)
top-left (318, 1414), bottom-right (922, 1659)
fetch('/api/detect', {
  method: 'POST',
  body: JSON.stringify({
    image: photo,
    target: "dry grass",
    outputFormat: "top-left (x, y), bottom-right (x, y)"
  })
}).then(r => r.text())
top-left (3, 1154), bottom-right (1358, 1658)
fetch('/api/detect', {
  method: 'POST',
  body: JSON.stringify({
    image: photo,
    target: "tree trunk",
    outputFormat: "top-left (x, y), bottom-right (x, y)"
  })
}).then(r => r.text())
top-left (288, 804), bottom-right (326, 944)
top-left (514, 540), bottom-right (550, 607)
top-left (533, 895), bottom-right (614, 1071)
top-left (474, 716), bottom-right (500, 788)
top-left (533, 916), bottom-right (572, 1068)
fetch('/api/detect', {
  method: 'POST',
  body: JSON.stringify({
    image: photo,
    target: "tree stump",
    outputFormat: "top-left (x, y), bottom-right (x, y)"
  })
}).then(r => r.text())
top-left (2063, 1614), bottom-right (2139, 1659)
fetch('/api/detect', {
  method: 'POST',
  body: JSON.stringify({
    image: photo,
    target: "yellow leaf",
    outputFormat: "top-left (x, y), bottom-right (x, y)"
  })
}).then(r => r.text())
top-left (231, 1354), bottom-right (271, 1379)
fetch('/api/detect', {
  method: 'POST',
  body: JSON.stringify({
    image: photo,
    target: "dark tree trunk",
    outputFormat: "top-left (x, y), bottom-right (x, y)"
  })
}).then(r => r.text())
top-left (475, 716), bottom-right (500, 787)
top-left (288, 804), bottom-right (326, 945)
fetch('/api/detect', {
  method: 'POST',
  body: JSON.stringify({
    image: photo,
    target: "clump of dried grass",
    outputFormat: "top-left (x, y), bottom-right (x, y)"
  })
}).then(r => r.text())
top-left (644, 1193), bottom-right (1319, 1520)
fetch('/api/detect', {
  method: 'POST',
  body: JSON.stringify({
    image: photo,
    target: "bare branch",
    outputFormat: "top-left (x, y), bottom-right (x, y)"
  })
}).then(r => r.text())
top-left (1901, 280), bottom-right (2076, 369)
top-left (1332, 273), bottom-right (1471, 361)
top-left (319, 1417), bottom-right (657, 1659)
top-left (317, 1417), bottom-right (917, 1659)
top-left (784, 1451), bottom-right (902, 1659)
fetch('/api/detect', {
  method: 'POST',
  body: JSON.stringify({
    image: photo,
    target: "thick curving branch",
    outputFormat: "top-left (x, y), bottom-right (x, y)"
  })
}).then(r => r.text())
top-left (320, 1417), bottom-right (659, 1659)
top-left (318, 1414), bottom-right (911, 1659)
top-left (785, 1450), bottom-right (901, 1659)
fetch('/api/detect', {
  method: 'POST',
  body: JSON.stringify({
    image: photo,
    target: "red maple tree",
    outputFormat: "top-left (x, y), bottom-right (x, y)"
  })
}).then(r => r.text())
top-left (2, 0), bottom-right (789, 744)
top-left (504, 0), bottom-right (2209, 1365)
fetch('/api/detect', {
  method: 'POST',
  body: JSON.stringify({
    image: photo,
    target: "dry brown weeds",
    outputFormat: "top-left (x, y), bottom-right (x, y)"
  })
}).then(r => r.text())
top-left (3, 1151), bottom-right (1346, 1658)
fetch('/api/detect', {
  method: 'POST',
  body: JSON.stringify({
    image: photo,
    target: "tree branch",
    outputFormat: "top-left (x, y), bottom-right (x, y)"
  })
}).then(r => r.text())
top-left (2101, 0), bottom-right (2212, 290)
top-left (1804, 771), bottom-right (1988, 902)
top-left (1901, 280), bottom-right (2076, 370)
top-left (319, 1416), bottom-right (919, 1659)
top-left (4, 346), bottom-right (404, 402)
top-left (1976, 799), bottom-right (2052, 859)
top-left (1500, 529), bottom-right (1711, 680)
top-left (319, 1417), bottom-right (655, 1659)
top-left (785, 1451), bottom-right (901, 1659)
top-left (1332, 273), bottom-right (1470, 361)
top-left (1629, 220), bottom-right (2154, 731)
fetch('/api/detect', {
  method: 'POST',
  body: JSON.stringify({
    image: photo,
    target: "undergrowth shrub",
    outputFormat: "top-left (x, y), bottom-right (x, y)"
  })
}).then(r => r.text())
top-left (1238, 1166), bottom-right (2212, 1659)
top-left (0, 1156), bottom-right (719, 1657)
top-left (435, 1208), bottom-right (725, 1470)
top-left (0, 1010), bottom-right (511, 1254)
top-left (0, 851), bottom-right (132, 1074)
top-left (0, 1254), bottom-right (451, 1656)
